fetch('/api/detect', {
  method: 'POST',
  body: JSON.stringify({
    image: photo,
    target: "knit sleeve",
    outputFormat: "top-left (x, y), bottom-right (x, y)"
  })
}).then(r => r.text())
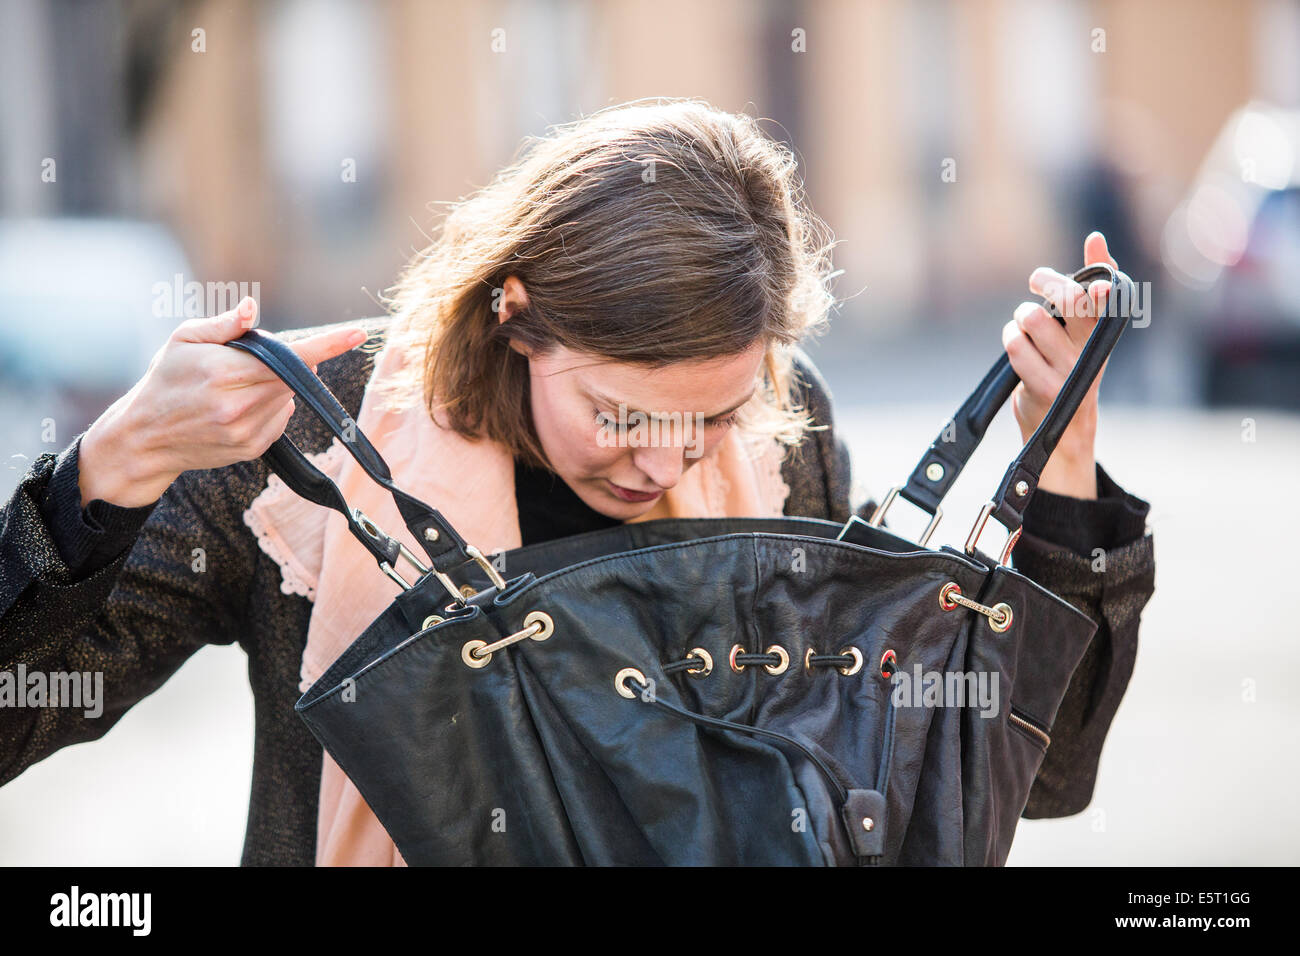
top-left (0, 439), bottom-right (262, 788)
top-left (1012, 463), bottom-right (1155, 817)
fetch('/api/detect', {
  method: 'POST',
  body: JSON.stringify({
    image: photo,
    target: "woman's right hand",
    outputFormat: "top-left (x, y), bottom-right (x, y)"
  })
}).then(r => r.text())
top-left (77, 297), bottom-right (368, 509)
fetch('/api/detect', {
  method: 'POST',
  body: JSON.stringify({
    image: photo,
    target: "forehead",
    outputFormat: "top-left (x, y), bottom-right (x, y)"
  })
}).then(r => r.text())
top-left (544, 341), bottom-right (766, 409)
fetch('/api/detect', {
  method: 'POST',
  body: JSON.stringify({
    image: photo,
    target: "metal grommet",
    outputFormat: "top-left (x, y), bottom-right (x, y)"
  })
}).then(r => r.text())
top-left (615, 667), bottom-right (647, 699)
top-left (523, 610), bottom-right (554, 641)
top-left (359, 517), bottom-right (379, 537)
top-left (879, 649), bottom-right (898, 679)
top-left (459, 584), bottom-right (477, 599)
top-left (422, 614), bottom-right (445, 630)
top-left (685, 647), bottom-right (713, 678)
top-left (837, 647), bottom-right (863, 677)
top-left (939, 581), bottom-right (961, 611)
top-left (803, 647), bottom-right (817, 672)
top-left (764, 644), bottom-right (790, 675)
top-left (729, 643), bottom-right (746, 673)
top-left (988, 603), bottom-right (1014, 633)
top-left (462, 640), bottom-right (491, 669)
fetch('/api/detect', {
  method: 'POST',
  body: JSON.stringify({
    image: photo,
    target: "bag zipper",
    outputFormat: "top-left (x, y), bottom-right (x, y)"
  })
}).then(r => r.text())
top-left (1008, 707), bottom-right (1051, 748)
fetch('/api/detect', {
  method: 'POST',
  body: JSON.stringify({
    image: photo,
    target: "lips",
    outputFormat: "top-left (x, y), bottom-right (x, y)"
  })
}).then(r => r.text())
top-left (607, 480), bottom-right (662, 502)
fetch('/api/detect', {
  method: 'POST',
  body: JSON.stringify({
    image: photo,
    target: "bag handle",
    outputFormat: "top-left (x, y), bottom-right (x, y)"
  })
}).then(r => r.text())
top-left (226, 329), bottom-right (505, 601)
top-left (866, 263), bottom-right (1135, 563)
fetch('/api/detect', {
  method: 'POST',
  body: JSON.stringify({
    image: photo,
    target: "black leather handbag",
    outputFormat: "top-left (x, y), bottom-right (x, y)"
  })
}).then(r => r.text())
top-left (228, 263), bottom-right (1134, 866)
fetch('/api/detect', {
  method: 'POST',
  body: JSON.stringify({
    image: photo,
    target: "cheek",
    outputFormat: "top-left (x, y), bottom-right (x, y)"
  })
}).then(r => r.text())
top-left (531, 385), bottom-right (623, 473)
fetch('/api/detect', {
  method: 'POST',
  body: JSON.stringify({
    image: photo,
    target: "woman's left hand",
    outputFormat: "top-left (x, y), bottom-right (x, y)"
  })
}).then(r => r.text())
top-left (1001, 231), bottom-right (1118, 500)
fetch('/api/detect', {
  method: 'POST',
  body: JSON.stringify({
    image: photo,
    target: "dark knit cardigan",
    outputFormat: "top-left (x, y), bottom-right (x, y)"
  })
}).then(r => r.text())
top-left (0, 316), bottom-right (1155, 865)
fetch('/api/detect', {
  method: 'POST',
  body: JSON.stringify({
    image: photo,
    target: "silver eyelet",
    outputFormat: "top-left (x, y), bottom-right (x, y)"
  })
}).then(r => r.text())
top-left (764, 644), bottom-right (790, 675)
top-left (837, 646), bottom-right (864, 677)
top-left (462, 640), bottom-right (491, 668)
top-left (523, 610), bottom-right (554, 641)
top-left (615, 667), bottom-right (647, 699)
top-left (685, 647), bottom-right (713, 678)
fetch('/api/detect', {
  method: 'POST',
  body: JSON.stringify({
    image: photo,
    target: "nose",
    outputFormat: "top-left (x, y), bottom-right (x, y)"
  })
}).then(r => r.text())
top-left (629, 443), bottom-right (686, 492)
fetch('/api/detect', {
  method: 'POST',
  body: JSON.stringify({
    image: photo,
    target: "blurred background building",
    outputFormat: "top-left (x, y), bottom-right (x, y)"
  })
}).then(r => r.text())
top-left (1, 0), bottom-right (1297, 865)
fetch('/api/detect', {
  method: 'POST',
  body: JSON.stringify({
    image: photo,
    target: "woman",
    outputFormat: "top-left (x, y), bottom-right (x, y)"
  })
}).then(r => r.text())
top-left (0, 99), bottom-right (1154, 865)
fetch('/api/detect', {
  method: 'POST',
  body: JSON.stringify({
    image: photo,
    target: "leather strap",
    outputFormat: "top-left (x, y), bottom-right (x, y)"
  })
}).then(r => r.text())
top-left (225, 329), bottom-right (473, 573)
top-left (891, 264), bottom-right (1134, 535)
top-left (988, 264), bottom-right (1133, 530)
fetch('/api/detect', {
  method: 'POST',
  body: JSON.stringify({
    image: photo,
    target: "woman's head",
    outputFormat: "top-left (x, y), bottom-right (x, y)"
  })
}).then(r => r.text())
top-left (375, 97), bottom-right (839, 518)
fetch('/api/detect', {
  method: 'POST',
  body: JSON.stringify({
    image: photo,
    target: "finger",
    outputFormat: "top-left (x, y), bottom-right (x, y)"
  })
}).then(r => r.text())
top-left (1003, 318), bottom-right (1064, 401)
top-left (1029, 266), bottom-right (1095, 347)
top-left (1029, 267), bottom-right (1091, 319)
top-left (1013, 302), bottom-right (1078, 377)
top-left (237, 395), bottom-right (297, 459)
top-left (175, 296), bottom-right (260, 344)
top-left (1083, 231), bottom-right (1118, 269)
top-left (1087, 279), bottom-right (1111, 321)
top-left (288, 327), bottom-right (369, 370)
top-left (263, 395), bottom-right (297, 438)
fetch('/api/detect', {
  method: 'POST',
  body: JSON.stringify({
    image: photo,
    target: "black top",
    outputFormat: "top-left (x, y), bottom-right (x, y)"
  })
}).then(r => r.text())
top-left (513, 459), bottom-right (624, 546)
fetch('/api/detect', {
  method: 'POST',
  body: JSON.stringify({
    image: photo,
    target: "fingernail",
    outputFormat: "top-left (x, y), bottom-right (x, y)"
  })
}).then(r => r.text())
top-left (347, 329), bottom-right (366, 345)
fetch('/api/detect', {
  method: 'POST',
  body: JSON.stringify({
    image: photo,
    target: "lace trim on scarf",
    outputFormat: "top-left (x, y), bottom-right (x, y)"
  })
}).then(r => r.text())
top-left (241, 439), bottom-right (349, 603)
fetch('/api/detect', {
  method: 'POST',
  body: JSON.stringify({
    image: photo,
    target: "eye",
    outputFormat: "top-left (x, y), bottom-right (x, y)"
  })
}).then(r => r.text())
top-left (706, 411), bottom-right (740, 428)
top-left (594, 407), bottom-right (624, 431)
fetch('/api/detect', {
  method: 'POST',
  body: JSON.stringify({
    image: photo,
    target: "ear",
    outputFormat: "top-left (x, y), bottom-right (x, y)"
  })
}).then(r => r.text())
top-left (498, 275), bottom-right (529, 323)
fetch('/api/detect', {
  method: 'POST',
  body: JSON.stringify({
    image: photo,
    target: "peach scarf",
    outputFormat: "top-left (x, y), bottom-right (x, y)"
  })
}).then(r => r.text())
top-left (242, 337), bottom-right (791, 866)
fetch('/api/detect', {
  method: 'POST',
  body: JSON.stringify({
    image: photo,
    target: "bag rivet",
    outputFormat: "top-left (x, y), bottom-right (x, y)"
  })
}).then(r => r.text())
top-left (925, 462), bottom-right (944, 481)
top-left (424, 526), bottom-right (439, 542)
top-left (862, 816), bottom-right (875, 832)
top-left (1015, 480), bottom-right (1029, 497)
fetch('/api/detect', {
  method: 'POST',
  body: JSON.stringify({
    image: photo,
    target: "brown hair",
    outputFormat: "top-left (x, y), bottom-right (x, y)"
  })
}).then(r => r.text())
top-left (372, 96), bottom-right (840, 471)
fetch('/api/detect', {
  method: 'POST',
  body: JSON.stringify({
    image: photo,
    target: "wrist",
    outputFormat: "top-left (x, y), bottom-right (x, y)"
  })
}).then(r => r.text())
top-left (1037, 445), bottom-right (1097, 499)
top-left (78, 401), bottom-right (177, 509)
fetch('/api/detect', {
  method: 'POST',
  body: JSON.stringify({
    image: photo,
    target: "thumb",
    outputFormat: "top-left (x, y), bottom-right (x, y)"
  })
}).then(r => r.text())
top-left (176, 296), bottom-right (260, 344)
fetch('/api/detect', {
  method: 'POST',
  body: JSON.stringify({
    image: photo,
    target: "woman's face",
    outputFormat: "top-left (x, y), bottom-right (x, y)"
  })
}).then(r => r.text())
top-left (499, 277), bottom-right (765, 519)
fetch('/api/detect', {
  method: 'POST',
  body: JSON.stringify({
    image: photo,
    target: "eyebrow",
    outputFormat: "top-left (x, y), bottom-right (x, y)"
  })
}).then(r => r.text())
top-left (587, 386), bottom-right (756, 422)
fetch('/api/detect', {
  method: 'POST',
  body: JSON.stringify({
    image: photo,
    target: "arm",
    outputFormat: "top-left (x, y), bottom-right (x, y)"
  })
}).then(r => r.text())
top-left (0, 431), bottom-right (260, 785)
top-left (1012, 463), bottom-right (1154, 817)
top-left (1, 301), bottom-right (372, 789)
